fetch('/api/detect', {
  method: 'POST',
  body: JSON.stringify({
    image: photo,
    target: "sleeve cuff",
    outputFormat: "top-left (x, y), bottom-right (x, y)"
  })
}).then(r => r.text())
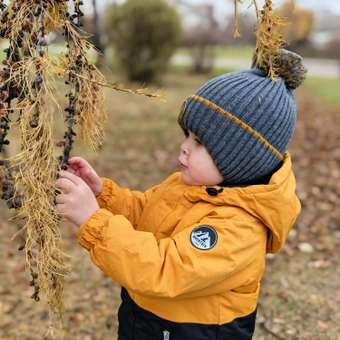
top-left (77, 208), bottom-right (113, 250)
top-left (96, 178), bottom-right (116, 208)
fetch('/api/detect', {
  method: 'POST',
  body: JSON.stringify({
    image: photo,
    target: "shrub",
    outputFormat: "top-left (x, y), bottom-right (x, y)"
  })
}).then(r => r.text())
top-left (105, 0), bottom-right (182, 82)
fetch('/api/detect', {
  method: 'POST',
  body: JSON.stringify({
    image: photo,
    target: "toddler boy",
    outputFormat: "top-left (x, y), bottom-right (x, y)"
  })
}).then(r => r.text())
top-left (56, 49), bottom-right (306, 339)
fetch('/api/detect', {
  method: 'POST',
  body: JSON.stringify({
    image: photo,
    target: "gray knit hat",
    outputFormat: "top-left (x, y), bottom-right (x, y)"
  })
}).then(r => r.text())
top-left (178, 49), bottom-right (307, 186)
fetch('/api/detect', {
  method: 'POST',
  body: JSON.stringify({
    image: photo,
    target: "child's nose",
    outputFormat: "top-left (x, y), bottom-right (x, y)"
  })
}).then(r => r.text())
top-left (180, 142), bottom-right (189, 156)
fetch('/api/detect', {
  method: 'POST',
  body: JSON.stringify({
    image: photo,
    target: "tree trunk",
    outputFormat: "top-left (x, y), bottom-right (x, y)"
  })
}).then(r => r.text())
top-left (91, 0), bottom-right (104, 66)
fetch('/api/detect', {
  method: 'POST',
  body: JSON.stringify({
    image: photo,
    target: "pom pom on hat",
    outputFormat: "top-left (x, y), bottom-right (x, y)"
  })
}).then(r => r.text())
top-left (252, 48), bottom-right (308, 90)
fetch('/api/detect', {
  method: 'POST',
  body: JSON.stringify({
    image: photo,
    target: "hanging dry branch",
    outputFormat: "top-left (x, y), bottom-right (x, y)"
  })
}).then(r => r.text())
top-left (233, 0), bottom-right (242, 38)
top-left (231, 0), bottom-right (287, 80)
top-left (0, 0), bottom-right (162, 322)
top-left (0, 0), bottom-right (71, 317)
top-left (252, 0), bottom-right (287, 79)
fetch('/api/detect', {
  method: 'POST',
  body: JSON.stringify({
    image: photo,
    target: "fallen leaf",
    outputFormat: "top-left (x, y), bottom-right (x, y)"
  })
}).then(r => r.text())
top-left (308, 260), bottom-right (331, 269)
top-left (273, 317), bottom-right (285, 324)
top-left (298, 242), bottom-right (314, 253)
top-left (285, 328), bottom-right (296, 335)
top-left (318, 321), bottom-right (329, 331)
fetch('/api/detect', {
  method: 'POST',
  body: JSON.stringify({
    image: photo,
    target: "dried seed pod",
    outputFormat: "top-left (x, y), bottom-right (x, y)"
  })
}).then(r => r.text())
top-left (21, 19), bottom-right (30, 31)
top-left (0, 2), bottom-right (6, 11)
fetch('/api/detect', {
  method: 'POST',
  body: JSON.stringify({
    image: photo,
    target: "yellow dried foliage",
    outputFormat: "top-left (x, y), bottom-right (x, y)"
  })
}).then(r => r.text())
top-left (253, 0), bottom-right (287, 79)
top-left (6, 56), bottom-right (69, 317)
top-left (0, 0), bottom-right (161, 320)
top-left (275, 0), bottom-right (314, 44)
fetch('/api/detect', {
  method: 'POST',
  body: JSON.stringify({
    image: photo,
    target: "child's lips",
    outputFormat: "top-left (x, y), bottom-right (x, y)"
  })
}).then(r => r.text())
top-left (178, 160), bottom-right (188, 170)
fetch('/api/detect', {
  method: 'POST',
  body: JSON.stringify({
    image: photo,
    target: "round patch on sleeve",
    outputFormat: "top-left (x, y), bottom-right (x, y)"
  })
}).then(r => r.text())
top-left (190, 225), bottom-right (218, 250)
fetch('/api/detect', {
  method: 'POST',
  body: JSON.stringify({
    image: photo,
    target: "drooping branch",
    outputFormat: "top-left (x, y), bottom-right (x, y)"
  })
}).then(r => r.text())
top-left (0, 0), bottom-right (162, 322)
top-left (253, 0), bottom-right (286, 79)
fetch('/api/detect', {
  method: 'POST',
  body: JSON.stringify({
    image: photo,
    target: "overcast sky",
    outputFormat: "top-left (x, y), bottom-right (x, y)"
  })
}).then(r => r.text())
top-left (87, 0), bottom-right (340, 16)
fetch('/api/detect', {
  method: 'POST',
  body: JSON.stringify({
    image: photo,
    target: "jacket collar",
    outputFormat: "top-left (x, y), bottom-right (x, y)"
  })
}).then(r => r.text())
top-left (180, 152), bottom-right (301, 253)
top-left (183, 152), bottom-right (293, 204)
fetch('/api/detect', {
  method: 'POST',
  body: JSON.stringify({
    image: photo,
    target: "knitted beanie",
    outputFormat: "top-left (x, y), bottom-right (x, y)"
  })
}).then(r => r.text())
top-left (178, 49), bottom-right (307, 186)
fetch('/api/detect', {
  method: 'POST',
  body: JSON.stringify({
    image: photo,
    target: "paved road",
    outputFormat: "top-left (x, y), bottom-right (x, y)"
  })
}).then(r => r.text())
top-left (172, 55), bottom-right (340, 78)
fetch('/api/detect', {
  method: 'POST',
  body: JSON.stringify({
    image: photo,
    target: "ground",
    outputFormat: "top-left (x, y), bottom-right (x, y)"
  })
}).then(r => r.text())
top-left (0, 71), bottom-right (339, 340)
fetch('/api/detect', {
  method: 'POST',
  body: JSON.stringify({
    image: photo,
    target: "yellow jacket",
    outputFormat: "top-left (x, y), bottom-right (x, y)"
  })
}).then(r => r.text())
top-left (77, 152), bottom-right (300, 325)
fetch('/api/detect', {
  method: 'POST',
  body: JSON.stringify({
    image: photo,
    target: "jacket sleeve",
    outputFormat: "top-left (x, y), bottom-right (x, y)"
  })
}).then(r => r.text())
top-left (95, 178), bottom-right (159, 227)
top-left (77, 208), bottom-right (264, 299)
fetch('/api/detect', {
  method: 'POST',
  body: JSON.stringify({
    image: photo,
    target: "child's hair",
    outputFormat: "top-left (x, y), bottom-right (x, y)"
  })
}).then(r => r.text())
top-left (178, 49), bottom-right (307, 185)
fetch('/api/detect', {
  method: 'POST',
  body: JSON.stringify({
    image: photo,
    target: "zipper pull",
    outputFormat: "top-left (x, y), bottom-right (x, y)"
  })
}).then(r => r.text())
top-left (163, 330), bottom-right (170, 340)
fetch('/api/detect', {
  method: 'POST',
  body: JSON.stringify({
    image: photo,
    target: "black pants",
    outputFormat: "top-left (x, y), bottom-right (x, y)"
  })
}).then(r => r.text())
top-left (118, 288), bottom-right (256, 340)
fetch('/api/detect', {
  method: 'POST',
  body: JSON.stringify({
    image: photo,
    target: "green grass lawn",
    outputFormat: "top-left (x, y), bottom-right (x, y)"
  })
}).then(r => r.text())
top-left (304, 76), bottom-right (340, 105)
top-left (214, 45), bottom-right (254, 59)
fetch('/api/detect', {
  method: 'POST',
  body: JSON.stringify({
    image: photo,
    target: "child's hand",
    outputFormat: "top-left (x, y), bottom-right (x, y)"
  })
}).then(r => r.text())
top-left (56, 170), bottom-right (100, 226)
top-left (66, 157), bottom-right (102, 197)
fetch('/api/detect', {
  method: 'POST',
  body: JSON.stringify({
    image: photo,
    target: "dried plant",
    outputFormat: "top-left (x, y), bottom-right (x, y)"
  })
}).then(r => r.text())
top-left (232, 0), bottom-right (242, 38)
top-left (0, 0), bottom-right (161, 321)
top-left (253, 0), bottom-right (286, 79)
top-left (232, 0), bottom-right (286, 80)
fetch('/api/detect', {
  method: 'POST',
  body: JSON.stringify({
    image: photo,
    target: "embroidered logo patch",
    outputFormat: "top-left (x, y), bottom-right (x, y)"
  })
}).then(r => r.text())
top-left (190, 225), bottom-right (218, 250)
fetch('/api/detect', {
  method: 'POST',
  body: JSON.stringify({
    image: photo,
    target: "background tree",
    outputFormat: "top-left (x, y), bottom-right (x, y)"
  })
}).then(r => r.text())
top-left (105, 0), bottom-right (182, 82)
top-left (170, 0), bottom-right (221, 74)
top-left (183, 4), bottom-right (219, 73)
top-left (91, 0), bottom-right (103, 52)
top-left (276, 0), bottom-right (314, 48)
top-left (82, 0), bottom-right (105, 66)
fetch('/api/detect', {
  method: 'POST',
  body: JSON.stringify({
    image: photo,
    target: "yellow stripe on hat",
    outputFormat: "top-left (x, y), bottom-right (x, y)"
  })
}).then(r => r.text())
top-left (190, 95), bottom-right (284, 161)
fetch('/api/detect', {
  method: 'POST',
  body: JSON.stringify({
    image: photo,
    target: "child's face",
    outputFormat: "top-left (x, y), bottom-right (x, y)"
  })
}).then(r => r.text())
top-left (178, 131), bottom-right (223, 186)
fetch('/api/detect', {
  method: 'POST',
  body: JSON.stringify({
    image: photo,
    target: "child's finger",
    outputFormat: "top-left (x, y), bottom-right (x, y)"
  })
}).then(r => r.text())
top-left (60, 168), bottom-right (76, 176)
top-left (55, 194), bottom-right (67, 204)
top-left (66, 158), bottom-right (82, 171)
top-left (68, 156), bottom-right (83, 164)
top-left (82, 168), bottom-right (96, 181)
top-left (68, 157), bottom-right (91, 170)
top-left (55, 203), bottom-right (67, 215)
top-left (66, 167), bottom-right (77, 175)
top-left (59, 170), bottom-right (83, 186)
top-left (56, 178), bottom-right (76, 193)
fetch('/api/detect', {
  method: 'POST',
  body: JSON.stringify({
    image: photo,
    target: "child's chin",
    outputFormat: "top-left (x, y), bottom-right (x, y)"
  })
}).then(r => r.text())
top-left (180, 173), bottom-right (199, 186)
top-left (180, 172), bottom-right (191, 185)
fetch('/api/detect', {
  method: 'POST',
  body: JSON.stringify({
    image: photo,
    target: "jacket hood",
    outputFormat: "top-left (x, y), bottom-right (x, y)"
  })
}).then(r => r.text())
top-left (182, 152), bottom-right (301, 253)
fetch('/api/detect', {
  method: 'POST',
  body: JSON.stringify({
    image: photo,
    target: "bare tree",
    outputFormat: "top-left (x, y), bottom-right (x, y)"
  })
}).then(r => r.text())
top-left (91, 0), bottom-right (104, 53)
top-left (170, 0), bottom-right (220, 73)
top-left (276, 0), bottom-right (314, 48)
